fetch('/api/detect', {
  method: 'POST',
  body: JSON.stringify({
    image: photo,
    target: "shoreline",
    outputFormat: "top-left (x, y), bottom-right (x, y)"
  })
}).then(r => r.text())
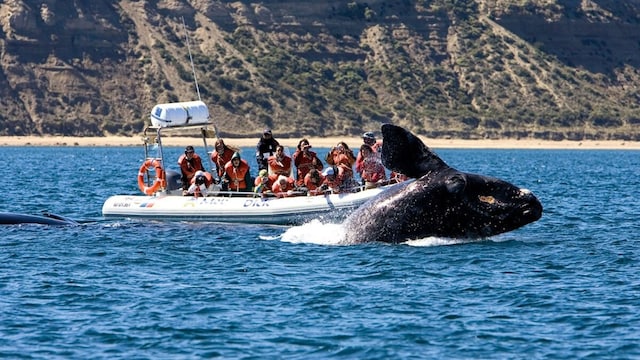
top-left (1, 135), bottom-right (640, 150)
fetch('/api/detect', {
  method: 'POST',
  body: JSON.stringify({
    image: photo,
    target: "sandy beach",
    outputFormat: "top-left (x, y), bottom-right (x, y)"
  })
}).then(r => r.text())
top-left (0, 135), bottom-right (639, 150)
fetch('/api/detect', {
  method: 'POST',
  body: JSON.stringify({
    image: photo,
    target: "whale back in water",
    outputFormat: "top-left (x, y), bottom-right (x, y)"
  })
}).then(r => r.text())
top-left (0, 212), bottom-right (78, 226)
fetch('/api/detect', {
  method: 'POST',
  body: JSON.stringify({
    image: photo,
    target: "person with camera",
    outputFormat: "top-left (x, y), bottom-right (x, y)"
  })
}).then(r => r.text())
top-left (292, 138), bottom-right (323, 186)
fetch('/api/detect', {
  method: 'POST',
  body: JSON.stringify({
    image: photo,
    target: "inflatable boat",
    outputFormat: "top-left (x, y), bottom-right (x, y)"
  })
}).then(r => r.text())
top-left (101, 183), bottom-right (401, 224)
top-left (102, 101), bottom-right (403, 225)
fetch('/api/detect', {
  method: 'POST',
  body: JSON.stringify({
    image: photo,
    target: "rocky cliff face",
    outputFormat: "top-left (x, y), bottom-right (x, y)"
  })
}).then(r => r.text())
top-left (1, 0), bottom-right (639, 139)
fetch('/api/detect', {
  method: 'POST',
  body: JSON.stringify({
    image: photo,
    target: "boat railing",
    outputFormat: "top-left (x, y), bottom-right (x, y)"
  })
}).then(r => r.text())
top-left (140, 123), bottom-right (217, 192)
top-left (153, 179), bottom-right (409, 199)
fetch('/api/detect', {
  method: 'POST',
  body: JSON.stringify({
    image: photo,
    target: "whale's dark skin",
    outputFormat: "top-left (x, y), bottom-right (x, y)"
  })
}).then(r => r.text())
top-left (0, 212), bottom-right (78, 226)
top-left (344, 124), bottom-right (543, 244)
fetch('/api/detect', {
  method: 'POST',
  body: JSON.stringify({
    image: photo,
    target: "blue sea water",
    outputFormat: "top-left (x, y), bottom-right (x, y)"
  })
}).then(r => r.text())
top-left (1, 145), bottom-right (639, 359)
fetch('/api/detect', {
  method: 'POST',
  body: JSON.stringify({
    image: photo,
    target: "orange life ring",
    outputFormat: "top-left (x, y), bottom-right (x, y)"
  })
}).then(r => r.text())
top-left (137, 159), bottom-right (165, 195)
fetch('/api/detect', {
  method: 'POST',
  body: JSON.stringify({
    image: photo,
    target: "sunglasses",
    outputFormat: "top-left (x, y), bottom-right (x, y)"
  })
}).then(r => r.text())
top-left (185, 151), bottom-right (194, 154)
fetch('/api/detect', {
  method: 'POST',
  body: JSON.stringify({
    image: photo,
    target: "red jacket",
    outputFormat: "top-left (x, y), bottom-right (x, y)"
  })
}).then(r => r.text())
top-left (224, 159), bottom-right (251, 191)
top-left (293, 149), bottom-right (323, 185)
top-left (271, 176), bottom-right (296, 197)
top-left (267, 154), bottom-right (292, 182)
top-left (178, 153), bottom-right (205, 181)
top-left (304, 172), bottom-right (326, 195)
top-left (211, 148), bottom-right (233, 178)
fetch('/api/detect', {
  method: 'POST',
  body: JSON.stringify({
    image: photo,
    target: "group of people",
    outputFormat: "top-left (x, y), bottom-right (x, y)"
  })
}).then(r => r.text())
top-left (178, 128), bottom-right (406, 198)
top-left (178, 141), bottom-right (251, 197)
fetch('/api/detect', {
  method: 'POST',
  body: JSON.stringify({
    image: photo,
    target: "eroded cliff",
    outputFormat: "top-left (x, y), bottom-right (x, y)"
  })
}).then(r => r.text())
top-left (0, 0), bottom-right (639, 139)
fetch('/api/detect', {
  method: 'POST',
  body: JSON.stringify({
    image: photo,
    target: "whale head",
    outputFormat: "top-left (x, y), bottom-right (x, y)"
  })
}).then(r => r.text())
top-left (343, 124), bottom-right (542, 244)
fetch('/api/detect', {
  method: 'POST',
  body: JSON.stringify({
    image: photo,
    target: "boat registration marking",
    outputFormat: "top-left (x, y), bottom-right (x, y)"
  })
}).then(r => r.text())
top-left (112, 202), bottom-right (132, 208)
top-left (196, 197), bottom-right (231, 206)
top-left (188, 198), bottom-right (270, 208)
top-left (242, 199), bottom-right (270, 208)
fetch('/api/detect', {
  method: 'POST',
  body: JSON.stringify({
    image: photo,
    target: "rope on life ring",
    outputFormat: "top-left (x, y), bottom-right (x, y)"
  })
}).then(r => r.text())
top-left (137, 159), bottom-right (165, 195)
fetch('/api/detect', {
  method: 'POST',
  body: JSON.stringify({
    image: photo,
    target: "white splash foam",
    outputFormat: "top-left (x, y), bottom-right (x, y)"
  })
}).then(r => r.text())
top-left (280, 219), bottom-right (347, 246)
top-left (258, 234), bottom-right (282, 241)
top-left (277, 220), bottom-right (492, 247)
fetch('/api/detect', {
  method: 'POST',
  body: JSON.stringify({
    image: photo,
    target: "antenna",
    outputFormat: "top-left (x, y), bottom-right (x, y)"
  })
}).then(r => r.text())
top-left (182, 17), bottom-right (201, 101)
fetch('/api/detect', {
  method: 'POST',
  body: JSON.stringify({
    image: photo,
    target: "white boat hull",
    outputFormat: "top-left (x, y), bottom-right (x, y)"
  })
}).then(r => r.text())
top-left (102, 183), bottom-right (403, 225)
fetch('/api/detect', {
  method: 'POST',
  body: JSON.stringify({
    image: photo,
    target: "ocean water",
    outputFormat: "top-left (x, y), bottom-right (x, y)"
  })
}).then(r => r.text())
top-left (1, 145), bottom-right (639, 359)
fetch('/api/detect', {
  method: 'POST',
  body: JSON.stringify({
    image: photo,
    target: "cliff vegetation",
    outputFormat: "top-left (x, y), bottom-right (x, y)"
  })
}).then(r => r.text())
top-left (1, 0), bottom-right (640, 140)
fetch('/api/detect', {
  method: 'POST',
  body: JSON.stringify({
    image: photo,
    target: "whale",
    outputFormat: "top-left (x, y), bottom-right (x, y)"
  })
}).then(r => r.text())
top-left (344, 124), bottom-right (543, 244)
top-left (0, 212), bottom-right (79, 226)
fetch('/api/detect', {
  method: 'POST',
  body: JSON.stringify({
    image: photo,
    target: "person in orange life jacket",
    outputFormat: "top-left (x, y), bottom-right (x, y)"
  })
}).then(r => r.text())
top-left (223, 152), bottom-right (252, 192)
top-left (271, 175), bottom-right (296, 198)
top-left (254, 169), bottom-right (272, 197)
top-left (304, 168), bottom-right (326, 196)
top-left (256, 128), bottom-right (280, 171)
top-left (325, 141), bottom-right (356, 168)
top-left (325, 141), bottom-right (356, 186)
top-left (186, 170), bottom-right (213, 197)
top-left (355, 132), bottom-right (382, 173)
top-left (210, 138), bottom-right (237, 180)
top-left (356, 144), bottom-right (387, 188)
top-left (293, 138), bottom-right (323, 186)
top-left (267, 145), bottom-right (292, 183)
top-left (178, 145), bottom-right (205, 193)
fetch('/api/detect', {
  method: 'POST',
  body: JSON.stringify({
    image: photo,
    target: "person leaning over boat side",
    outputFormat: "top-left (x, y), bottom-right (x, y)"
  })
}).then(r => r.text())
top-left (210, 138), bottom-right (236, 180)
top-left (186, 171), bottom-right (213, 198)
top-left (320, 166), bottom-right (345, 194)
top-left (178, 145), bottom-right (206, 195)
top-left (271, 175), bottom-right (296, 198)
top-left (304, 168), bottom-right (326, 196)
top-left (223, 152), bottom-right (252, 192)
top-left (267, 145), bottom-right (292, 184)
top-left (256, 128), bottom-right (280, 171)
top-left (254, 169), bottom-right (272, 198)
top-left (293, 138), bottom-right (323, 186)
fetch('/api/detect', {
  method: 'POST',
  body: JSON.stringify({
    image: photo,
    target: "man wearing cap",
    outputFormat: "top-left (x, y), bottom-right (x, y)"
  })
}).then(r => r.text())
top-left (178, 145), bottom-right (205, 194)
top-left (356, 132), bottom-right (383, 183)
top-left (321, 166), bottom-right (346, 194)
top-left (362, 132), bottom-right (382, 151)
top-left (255, 128), bottom-right (280, 171)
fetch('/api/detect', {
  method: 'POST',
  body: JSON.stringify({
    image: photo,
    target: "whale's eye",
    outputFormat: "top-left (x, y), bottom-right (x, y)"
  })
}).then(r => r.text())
top-left (478, 195), bottom-right (495, 204)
